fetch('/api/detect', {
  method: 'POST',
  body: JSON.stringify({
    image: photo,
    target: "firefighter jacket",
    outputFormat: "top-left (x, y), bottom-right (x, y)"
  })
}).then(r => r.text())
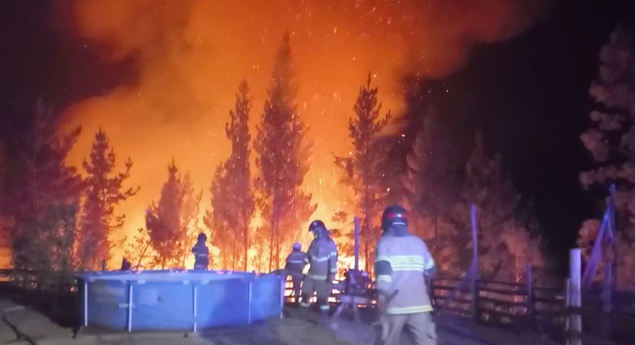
top-left (285, 250), bottom-right (308, 275)
top-left (305, 236), bottom-right (338, 281)
top-left (373, 224), bottom-right (436, 315)
top-left (192, 242), bottom-right (210, 268)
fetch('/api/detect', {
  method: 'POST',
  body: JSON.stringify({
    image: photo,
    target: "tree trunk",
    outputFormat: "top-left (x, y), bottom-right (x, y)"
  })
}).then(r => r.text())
top-left (232, 235), bottom-right (237, 271)
top-left (269, 220), bottom-right (275, 272)
top-left (244, 225), bottom-right (249, 271)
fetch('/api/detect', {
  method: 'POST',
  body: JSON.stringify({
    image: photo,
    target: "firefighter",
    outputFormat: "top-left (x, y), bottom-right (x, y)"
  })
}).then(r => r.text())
top-left (285, 242), bottom-right (307, 304)
top-left (192, 232), bottom-right (210, 270)
top-left (374, 204), bottom-right (437, 345)
top-left (300, 220), bottom-right (338, 317)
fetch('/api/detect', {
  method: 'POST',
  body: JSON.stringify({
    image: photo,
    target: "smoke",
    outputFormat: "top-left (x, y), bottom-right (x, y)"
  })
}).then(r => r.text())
top-left (58, 0), bottom-right (550, 263)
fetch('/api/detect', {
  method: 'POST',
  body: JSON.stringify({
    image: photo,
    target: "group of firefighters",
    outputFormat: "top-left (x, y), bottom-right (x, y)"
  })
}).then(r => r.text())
top-left (189, 204), bottom-right (437, 345)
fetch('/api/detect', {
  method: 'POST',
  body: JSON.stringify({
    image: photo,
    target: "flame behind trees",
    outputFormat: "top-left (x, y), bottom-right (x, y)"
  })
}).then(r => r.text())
top-left (206, 80), bottom-right (255, 271)
top-left (2, 102), bottom-right (83, 273)
top-left (335, 74), bottom-right (392, 274)
top-left (578, 25), bottom-right (635, 289)
top-left (79, 128), bottom-right (139, 270)
top-left (451, 134), bottom-right (543, 281)
top-left (146, 161), bottom-right (203, 269)
top-left (254, 33), bottom-right (317, 271)
top-left (402, 110), bottom-right (462, 268)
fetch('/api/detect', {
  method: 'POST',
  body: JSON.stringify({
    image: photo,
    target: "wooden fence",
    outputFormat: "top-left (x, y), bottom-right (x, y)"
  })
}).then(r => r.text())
top-left (281, 270), bottom-right (635, 344)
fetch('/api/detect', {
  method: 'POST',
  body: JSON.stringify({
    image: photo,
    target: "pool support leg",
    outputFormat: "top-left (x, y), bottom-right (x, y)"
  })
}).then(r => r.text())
top-left (127, 283), bottom-right (133, 332)
top-left (193, 285), bottom-right (198, 332)
top-left (247, 280), bottom-right (252, 324)
top-left (83, 280), bottom-right (88, 327)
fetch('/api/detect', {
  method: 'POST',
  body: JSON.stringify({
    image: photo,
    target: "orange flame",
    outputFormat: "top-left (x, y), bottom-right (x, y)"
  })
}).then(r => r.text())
top-left (58, 0), bottom-right (549, 270)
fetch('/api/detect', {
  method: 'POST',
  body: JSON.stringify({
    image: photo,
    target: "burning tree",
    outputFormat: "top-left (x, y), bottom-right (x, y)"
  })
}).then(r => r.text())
top-left (3, 101), bottom-right (83, 274)
top-left (578, 25), bottom-right (635, 289)
top-left (205, 80), bottom-right (256, 271)
top-left (335, 73), bottom-right (392, 273)
top-left (78, 128), bottom-right (138, 270)
top-left (254, 33), bottom-right (316, 271)
top-left (452, 133), bottom-right (542, 281)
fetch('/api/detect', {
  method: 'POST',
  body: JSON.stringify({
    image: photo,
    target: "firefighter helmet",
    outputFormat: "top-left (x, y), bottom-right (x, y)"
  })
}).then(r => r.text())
top-left (381, 204), bottom-right (408, 230)
top-left (292, 242), bottom-right (301, 251)
top-left (309, 220), bottom-right (327, 237)
top-left (197, 232), bottom-right (207, 242)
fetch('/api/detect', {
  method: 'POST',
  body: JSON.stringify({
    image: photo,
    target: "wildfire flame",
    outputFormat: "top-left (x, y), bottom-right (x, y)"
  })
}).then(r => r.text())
top-left (57, 0), bottom-right (549, 270)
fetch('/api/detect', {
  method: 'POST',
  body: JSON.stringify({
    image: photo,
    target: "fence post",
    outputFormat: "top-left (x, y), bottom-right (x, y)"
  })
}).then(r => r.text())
top-left (569, 249), bottom-right (582, 345)
top-left (354, 217), bottom-right (359, 271)
top-left (525, 263), bottom-right (535, 330)
top-left (470, 204), bottom-right (480, 323)
top-left (471, 268), bottom-right (480, 323)
top-left (601, 263), bottom-right (612, 338)
top-left (564, 278), bottom-right (570, 343)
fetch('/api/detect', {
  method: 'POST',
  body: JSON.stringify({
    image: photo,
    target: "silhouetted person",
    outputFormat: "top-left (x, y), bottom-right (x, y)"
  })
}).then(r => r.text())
top-left (192, 233), bottom-right (210, 270)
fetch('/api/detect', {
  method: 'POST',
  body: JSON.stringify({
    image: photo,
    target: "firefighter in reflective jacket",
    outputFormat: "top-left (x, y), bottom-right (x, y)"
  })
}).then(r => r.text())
top-left (285, 242), bottom-right (307, 303)
top-left (300, 220), bottom-right (338, 316)
top-left (374, 205), bottom-right (437, 345)
top-left (192, 233), bottom-right (210, 270)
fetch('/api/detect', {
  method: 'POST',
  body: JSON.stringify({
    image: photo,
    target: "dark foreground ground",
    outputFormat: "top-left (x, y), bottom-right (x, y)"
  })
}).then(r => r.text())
top-left (1, 295), bottom-right (570, 345)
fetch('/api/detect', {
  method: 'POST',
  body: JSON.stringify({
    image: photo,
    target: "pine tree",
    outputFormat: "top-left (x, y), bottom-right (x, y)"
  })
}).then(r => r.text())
top-left (254, 33), bottom-right (316, 271)
top-left (4, 101), bottom-right (83, 273)
top-left (335, 73), bottom-right (392, 273)
top-left (205, 80), bottom-right (255, 271)
top-left (578, 25), bottom-right (635, 289)
top-left (402, 111), bottom-right (462, 269)
top-left (146, 160), bottom-right (185, 269)
top-left (179, 173), bottom-right (203, 267)
top-left (403, 110), bottom-right (460, 241)
top-left (453, 133), bottom-right (542, 281)
top-left (79, 128), bottom-right (138, 270)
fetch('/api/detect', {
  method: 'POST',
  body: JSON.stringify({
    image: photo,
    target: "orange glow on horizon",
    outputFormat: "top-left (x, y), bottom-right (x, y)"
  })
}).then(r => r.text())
top-left (58, 0), bottom-right (548, 270)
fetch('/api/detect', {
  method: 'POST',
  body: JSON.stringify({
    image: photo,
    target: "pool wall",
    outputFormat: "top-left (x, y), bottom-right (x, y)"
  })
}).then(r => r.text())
top-left (76, 270), bottom-right (285, 332)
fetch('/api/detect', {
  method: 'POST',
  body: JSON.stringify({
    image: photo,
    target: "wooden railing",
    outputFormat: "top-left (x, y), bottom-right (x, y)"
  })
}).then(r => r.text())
top-left (282, 274), bottom-right (635, 344)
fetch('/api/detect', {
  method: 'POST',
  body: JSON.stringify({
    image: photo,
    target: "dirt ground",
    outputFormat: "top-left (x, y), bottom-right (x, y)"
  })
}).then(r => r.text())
top-left (0, 298), bottom-right (606, 345)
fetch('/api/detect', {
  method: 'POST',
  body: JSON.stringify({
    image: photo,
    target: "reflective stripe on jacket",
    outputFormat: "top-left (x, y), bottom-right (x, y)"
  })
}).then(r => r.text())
top-left (306, 236), bottom-right (338, 280)
top-left (285, 250), bottom-right (307, 274)
top-left (374, 229), bottom-right (435, 315)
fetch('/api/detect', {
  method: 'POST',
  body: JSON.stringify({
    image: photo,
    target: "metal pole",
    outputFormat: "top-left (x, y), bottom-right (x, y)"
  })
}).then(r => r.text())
top-left (354, 216), bottom-right (359, 271)
top-left (193, 285), bottom-right (198, 333)
top-left (247, 280), bottom-right (252, 324)
top-left (83, 280), bottom-right (88, 327)
top-left (127, 283), bottom-right (133, 332)
top-left (569, 249), bottom-right (582, 345)
top-left (470, 204), bottom-right (479, 323)
top-left (608, 184), bottom-right (617, 289)
top-left (470, 205), bottom-right (478, 275)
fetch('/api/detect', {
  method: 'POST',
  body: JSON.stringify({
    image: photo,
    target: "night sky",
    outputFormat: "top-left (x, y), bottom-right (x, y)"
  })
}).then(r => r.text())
top-left (1, 0), bottom-right (633, 271)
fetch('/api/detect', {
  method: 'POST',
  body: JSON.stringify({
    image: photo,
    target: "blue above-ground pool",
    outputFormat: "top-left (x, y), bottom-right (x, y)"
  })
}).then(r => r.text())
top-left (76, 270), bottom-right (284, 332)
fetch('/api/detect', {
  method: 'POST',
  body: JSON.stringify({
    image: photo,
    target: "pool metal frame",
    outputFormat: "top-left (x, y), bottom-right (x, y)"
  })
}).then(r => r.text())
top-left (78, 270), bottom-right (284, 333)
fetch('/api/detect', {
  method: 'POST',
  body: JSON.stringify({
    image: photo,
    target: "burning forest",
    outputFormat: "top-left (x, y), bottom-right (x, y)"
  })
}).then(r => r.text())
top-left (9, 0), bottom-right (620, 286)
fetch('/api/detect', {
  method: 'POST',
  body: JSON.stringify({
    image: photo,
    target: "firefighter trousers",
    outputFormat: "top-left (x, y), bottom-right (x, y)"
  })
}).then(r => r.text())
top-left (300, 276), bottom-right (331, 311)
top-left (375, 312), bottom-right (437, 345)
top-left (290, 276), bottom-right (302, 301)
